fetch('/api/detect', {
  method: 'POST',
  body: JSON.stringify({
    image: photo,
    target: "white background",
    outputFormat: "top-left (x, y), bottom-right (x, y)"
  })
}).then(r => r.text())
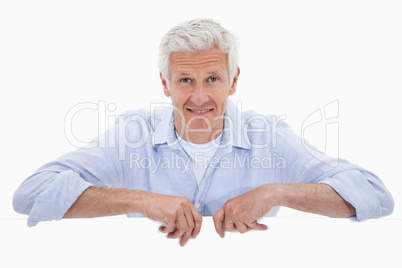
top-left (0, 0), bottom-right (401, 266)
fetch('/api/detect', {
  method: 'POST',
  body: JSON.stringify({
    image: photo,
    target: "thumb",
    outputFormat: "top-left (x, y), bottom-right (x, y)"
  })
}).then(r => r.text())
top-left (247, 221), bottom-right (268, 231)
top-left (159, 217), bottom-right (175, 233)
top-left (213, 207), bottom-right (225, 238)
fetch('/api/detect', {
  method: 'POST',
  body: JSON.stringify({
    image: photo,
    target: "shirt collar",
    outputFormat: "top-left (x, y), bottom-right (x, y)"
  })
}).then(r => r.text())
top-left (152, 105), bottom-right (178, 148)
top-left (152, 99), bottom-right (251, 150)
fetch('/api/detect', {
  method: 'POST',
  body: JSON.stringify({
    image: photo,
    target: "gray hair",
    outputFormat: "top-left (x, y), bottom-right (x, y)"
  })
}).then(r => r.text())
top-left (158, 18), bottom-right (240, 89)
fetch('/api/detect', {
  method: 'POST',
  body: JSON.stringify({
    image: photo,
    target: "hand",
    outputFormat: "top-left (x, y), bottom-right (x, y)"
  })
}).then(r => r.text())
top-left (213, 185), bottom-right (273, 238)
top-left (141, 192), bottom-right (202, 246)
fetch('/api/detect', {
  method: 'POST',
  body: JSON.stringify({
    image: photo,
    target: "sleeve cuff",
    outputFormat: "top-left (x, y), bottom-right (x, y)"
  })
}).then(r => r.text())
top-left (317, 169), bottom-right (382, 222)
top-left (27, 170), bottom-right (93, 227)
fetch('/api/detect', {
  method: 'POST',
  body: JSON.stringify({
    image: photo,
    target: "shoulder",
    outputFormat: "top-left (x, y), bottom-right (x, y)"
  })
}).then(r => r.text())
top-left (226, 100), bottom-right (290, 132)
top-left (110, 109), bottom-right (153, 144)
top-left (115, 107), bottom-right (166, 126)
top-left (225, 100), bottom-right (296, 149)
top-left (113, 106), bottom-right (173, 136)
top-left (239, 110), bottom-right (293, 143)
top-left (117, 109), bottom-right (151, 121)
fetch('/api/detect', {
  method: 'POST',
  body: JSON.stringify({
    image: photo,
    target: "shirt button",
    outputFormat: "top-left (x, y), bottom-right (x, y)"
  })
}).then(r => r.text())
top-left (195, 203), bottom-right (200, 208)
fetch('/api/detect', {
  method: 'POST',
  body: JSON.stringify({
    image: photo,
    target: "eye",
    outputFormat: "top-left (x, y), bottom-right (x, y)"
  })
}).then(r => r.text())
top-left (208, 77), bottom-right (219, 82)
top-left (180, 78), bottom-right (191, 83)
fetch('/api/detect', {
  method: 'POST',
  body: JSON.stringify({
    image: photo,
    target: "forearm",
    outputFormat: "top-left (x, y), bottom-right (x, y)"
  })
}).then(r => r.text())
top-left (268, 183), bottom-right (356, 218)
top-left (63, 187), bottom-right (146, 218)
top-left (64, 186), bottom-right (202, 246)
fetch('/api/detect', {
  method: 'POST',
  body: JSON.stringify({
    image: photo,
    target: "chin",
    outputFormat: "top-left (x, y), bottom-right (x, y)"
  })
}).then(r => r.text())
top-left (187, 122), bottom-right (211, 130)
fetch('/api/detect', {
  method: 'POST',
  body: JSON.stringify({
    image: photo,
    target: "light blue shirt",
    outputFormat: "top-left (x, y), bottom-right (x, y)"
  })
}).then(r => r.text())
top-left (13, 100), bottom-right (394, 226)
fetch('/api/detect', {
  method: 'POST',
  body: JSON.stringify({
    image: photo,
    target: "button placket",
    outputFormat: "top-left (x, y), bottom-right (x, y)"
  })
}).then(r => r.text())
top-left (193, 145), bottom-right (233, 214)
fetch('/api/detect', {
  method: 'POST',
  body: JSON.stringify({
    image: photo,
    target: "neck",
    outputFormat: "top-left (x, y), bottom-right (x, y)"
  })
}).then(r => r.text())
top-left (175, 124), bottom-right (223, 144)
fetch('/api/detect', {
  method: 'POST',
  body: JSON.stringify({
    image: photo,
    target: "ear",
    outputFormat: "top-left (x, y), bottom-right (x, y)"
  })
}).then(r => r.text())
top-left (229, 67), bottom-right (240, 96)
top-left (160, 72), bottom-right (170, 97)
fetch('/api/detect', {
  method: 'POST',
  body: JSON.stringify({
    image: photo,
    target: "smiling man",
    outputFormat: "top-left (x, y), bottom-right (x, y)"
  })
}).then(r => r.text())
top-left (13, 19), bottom-right (394, 246)
top-left (162, 46), bottom-right (238, 143)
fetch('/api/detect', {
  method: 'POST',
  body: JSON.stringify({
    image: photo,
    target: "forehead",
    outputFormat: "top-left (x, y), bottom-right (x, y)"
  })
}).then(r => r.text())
top-left (170, 47), bottom-right (228, 75)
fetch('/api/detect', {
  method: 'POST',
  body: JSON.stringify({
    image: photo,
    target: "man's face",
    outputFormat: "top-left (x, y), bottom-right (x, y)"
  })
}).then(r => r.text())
top-left (161, 46), bottom-right (239, 143)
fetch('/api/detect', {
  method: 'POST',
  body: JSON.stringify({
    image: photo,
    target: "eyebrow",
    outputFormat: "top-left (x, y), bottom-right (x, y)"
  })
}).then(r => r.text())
top-left (177, 72), bottom-right (191, 76)
top-left (206, 70), bottom-right (220, 75)
top-left (177, 70), bottom-right (221, 75)
top-left (174, 69), bottom-right (223, 78)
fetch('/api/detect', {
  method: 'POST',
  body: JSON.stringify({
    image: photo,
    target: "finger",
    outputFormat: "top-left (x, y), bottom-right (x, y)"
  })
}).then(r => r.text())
top-left (224, 219), bottom-right (237, 232)
top-left (167, 210), bottom-right (187, 239)
top-left (159, 217), bottom-right (175, 234)
top-left (213, 207), bottom-right (225, 238)
top-left (159, 224), bottom-right (177, 233)
top-left (233, 218), bottom-right (249, 234)
top-left (246, 221), bottom-right (268, 231)
top-left (180, 230), bottom-right (191, 247)
top-left (179, 206), bottom-right (196, 247)
top-left (190, 206), bottom-right (202, 239)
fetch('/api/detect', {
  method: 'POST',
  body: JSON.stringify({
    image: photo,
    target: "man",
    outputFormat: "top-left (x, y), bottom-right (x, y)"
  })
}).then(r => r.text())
top-left (13, 18), bottom-right (394, 246)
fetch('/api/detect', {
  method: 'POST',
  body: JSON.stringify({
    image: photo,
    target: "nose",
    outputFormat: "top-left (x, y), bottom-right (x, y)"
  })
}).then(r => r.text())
top-left (190, 83), bottom-right (209, 106)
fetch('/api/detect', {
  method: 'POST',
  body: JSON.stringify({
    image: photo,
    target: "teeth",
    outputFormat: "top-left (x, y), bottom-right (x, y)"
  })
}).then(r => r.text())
top-left (189, 109), bottom-right (210, 113)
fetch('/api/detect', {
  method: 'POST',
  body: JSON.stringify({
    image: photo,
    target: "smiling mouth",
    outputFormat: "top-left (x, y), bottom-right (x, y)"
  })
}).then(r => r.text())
top-left (186, 108), bottom-right (213, 114)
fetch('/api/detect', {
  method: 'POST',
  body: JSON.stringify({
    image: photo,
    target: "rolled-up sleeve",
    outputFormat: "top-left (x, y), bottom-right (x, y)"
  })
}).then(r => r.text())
top-left (275, 119), bottom-right (394, 221)
top-left (12, 113), bottom-right (132, 226)
top-left (13, 170), bottom-right (94, 226)
top-left (318, 170), bottom-right (394, 221)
